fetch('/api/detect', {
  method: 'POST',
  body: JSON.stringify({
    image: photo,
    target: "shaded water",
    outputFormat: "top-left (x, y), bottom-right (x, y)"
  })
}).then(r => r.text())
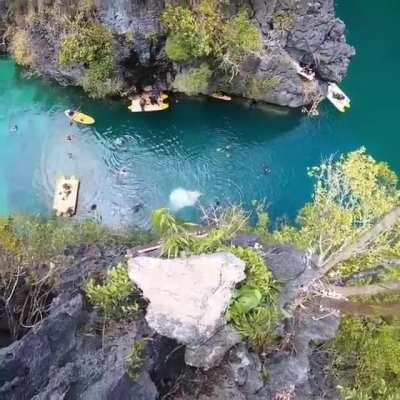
top-left (0, 0), bottom-right (399, 227)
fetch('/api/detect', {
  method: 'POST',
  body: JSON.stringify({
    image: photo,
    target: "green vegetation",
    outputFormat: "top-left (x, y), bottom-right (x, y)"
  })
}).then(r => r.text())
top-left (255, 148), bottom-right (400, 278)
top-left (331, 314), bottom-right (400, 400)
top-left (162, 0), bottom-right (261, 77)
top-left (151, 206), bottom-right (247, 258)
top-left (0, 215), bottom-right (150, 340)
top-left (86, 264), bottom-right (139, 321)
top-left (245, 75), bottom-right (281, 101)
top-left (246, 148), bottom-right (400, 397)
top-left (272, 10), bottom-right (296, 31)
top-left (126, 339), bottom-right (148, 380)
top-left (227, 247), bottom-right (280, 350)
top-left (60, 19), bottom-right (115, 98)
top-left (172, 64), bottom-right (212, 96)
top-left (151, 207), bottom-right (280, 349)
top-left (11, 29), bottom-right (31, 66)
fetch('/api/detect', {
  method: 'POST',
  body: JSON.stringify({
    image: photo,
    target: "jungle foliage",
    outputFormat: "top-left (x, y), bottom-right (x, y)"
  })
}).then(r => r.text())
top-left (162, 0), bottom-right (262, 77)
top-left (59, 17), bottom-right (115, 98)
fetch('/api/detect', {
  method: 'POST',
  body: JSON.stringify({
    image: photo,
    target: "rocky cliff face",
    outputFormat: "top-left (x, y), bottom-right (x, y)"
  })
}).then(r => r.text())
top-left (0, 241), bottom-right (340, 400)
top-left (1, 0), bottom-right (354, 107)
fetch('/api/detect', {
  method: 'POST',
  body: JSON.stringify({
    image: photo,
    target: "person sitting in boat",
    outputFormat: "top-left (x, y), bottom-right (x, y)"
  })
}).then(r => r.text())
top-left (63, 183), bottom-right (72, 196)
top-left (149, 95), bottom-right (158, 105)
top-left (139, 97), bottom-right (146, 111)
top-left (333, 92), bottom-right (345, 101)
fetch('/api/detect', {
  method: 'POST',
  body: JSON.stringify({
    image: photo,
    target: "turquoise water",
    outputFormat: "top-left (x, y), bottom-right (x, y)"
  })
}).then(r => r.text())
top-left (0, 0), bottom-right (398, 227)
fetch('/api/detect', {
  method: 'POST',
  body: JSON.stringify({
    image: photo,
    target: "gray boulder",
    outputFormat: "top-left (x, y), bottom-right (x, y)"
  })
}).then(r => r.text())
top-left (128, 253), bottom-right (246, 346)
top-left (185, 324), bottom-right (242, 370)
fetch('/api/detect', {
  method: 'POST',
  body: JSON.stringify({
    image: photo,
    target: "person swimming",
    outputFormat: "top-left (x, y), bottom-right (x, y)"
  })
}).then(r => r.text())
top-left (263, 164), bottom-right (272, 175)
top-left (66, 134), bottom-right (73, 142)
top-left (133, 203), bottom-right (144, 213)
top-left (10, 124), bottom-right (18, 133)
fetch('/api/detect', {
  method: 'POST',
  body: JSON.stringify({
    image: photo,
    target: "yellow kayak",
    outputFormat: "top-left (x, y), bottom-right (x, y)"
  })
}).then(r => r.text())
top-left (65, 110), bottom-right (95, 125)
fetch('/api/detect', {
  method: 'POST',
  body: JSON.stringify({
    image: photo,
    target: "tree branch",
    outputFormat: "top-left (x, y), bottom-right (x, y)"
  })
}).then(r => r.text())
top-left (330, 282), bottom-right (400, 298)
top-left (319, 206), bottom-right (400, 275)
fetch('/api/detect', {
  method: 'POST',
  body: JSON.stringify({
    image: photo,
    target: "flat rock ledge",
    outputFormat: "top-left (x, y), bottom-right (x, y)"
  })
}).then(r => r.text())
top-left (128, 252), bottom-right (246, 368)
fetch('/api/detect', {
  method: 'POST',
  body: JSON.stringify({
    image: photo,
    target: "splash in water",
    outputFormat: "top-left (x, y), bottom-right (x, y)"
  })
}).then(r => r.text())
top-left (169, 188), bottom-right (202, 211)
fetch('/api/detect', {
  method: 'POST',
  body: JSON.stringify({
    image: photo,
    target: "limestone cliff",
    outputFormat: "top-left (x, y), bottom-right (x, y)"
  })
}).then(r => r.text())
top-left (0, 0), bottom-right (354, 107)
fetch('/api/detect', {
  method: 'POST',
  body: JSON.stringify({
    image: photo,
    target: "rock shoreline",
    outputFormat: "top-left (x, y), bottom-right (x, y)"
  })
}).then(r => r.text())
top-left (0, 0), bottom-right (354, 107)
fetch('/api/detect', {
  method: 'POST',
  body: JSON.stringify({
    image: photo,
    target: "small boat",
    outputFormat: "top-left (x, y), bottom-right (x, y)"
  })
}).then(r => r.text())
top-left (128, 94), bottom-right (169, 113)
top-left (327, 83), bottom-right (351, 112)
top-left (293, 61), bottom-right (315, 81)
top-left (53, 176), bottom-right (80, 217)
top-left (210, 93), bottom-right (232, 101)
top-left (65, 110), bottom-right (95, 125)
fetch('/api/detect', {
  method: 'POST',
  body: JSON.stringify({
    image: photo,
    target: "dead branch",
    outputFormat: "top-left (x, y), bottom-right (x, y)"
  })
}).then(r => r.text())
top-left (319, 206), bottom-right (400, 275)
top-left (330, 282), bottom-right (400, 298)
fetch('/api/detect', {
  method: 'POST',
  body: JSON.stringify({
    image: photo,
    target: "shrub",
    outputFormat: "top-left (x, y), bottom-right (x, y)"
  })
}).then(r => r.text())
top-left (152, 207), bottom-right (248, 257)
top-left (165, 35), bottom-right (193, 63)
top-left (126, 339), bottom-right (148, 380)
top-left (162, 1), bottom-right (261, 76)
top-left (173, 64), bottom-right (212, 95)
top-left (11, 29), bottom-right (31, 66)
top-left (331, 315), bottom-right (400, 399)
top-left (86, 264), bottom-right (139, 321)
top-left (219, 11), bottom-right (262, 76)
top-left (0, 215), bottom-right (151, 341)
top-left (226, 247), bottom-right (280, 350)
top-left (60, 22), bottom-right (114, 98)
top-left (273, 11), bottom-right (295, 31)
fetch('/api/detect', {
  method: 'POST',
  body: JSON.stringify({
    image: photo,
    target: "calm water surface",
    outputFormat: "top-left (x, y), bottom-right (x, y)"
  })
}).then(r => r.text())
top-left (0, 0), bottom-right (398, 227)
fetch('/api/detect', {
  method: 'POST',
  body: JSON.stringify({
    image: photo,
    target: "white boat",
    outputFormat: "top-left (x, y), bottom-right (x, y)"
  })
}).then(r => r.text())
top-left (294, 61), bottom-right (315, 81)
top-left (327, 83), bottom-right (351, 112)
top-left (210, 93), bottom-right (232, 101)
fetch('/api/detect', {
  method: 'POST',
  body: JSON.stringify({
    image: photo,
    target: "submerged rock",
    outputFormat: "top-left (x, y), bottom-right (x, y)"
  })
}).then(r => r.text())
top-left (127, 253), bottom-right (246, 346)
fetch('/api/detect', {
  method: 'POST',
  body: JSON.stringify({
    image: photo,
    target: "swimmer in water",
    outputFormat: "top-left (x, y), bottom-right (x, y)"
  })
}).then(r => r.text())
top-left (133, 203), bottom-right (144, 213)
top-left (90, 204), bottom-right (97, 211)
top-left (10, 125), bottom-right (18, 133)
top-left (67, 152), bottom-right (73, 159)
top-left (262, 164), bottom-right (272, 175)
top-left (66, 134), bottom-right (73, 142)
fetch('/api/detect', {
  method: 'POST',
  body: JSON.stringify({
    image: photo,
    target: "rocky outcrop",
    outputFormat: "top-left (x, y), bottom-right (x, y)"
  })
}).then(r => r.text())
top-left (185, 324), bottom-right (242, 370)
top-left (128, 252), bottom-right (246, 369)
top-left (0, 0), bottom-right (354, 107)
top-left (173, 241), bottom-right (340, 400)
top-left (0, 240), bottom-right (341, 400)
top-left (0, 293), bottom-right (160, 400)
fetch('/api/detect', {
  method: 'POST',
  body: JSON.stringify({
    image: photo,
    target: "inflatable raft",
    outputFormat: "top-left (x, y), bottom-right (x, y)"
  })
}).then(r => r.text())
top-left (128, 93), bottom-right (169, 113)
top-left (53, 176), bottom-right (80, 217)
